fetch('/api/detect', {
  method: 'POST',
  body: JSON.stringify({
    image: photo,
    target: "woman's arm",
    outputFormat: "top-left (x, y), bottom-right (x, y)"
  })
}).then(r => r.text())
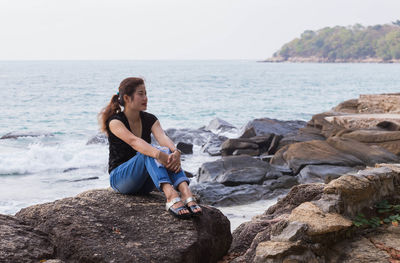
top-left (151, 120), bottom-right (177, 152)
top-left (109, 119), bottom-right (166, 162)
top-left (151, 120), bottom-right (182, 173)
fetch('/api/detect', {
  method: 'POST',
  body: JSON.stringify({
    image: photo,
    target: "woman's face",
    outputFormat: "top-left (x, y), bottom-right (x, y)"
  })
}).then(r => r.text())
top-left (125, 84), bottom-right (147, 111)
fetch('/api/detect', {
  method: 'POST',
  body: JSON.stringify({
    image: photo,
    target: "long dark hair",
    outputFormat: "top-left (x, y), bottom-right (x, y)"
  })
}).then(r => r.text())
top-left (98, 77), bottom-right (144, 134)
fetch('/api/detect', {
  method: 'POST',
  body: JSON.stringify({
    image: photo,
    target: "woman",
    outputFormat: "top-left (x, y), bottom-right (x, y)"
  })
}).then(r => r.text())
top-left (99, 77), bottom-right (202, 219)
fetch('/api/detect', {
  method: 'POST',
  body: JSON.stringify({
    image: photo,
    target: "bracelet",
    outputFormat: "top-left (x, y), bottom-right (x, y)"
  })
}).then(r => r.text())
top-left (173, 148), bottom-right (182, 154)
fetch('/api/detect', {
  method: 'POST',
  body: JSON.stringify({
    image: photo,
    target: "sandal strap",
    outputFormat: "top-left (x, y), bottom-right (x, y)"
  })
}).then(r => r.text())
top-left (183, 196), bottom-right (196, 205)
top-left (165, 197), bottom-right (182, 211)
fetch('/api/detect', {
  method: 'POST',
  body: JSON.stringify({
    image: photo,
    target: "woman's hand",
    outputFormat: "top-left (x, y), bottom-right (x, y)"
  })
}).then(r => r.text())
top-left (156, 150), bottom-right (169, 167)
top-left (166, 150), bottom-right (181, 173)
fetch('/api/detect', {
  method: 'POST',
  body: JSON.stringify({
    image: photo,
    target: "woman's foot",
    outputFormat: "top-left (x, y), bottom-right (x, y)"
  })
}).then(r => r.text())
top-left (162, 183), bottom-right (190, 218)
top-left (178, 182), bottom-right (202, 215)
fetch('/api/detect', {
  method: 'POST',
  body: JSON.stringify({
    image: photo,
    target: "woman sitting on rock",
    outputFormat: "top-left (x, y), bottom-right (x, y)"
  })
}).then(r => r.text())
top-left (99, 77), bottom-right (202, 219)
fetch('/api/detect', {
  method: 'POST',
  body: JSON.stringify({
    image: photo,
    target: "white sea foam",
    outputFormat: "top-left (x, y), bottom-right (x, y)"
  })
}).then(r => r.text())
top-left (0, 139), bottom-right (108, 175)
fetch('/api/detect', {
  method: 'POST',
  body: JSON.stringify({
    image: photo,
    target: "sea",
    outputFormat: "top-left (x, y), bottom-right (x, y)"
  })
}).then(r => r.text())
top-left (0, 60), bottom-right (399, 230)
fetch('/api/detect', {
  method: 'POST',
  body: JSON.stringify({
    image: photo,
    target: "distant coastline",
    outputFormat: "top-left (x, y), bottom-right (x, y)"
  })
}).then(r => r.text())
top-left (263, 22), bottom-right (400, 63)
top-left (261, 56), bottom-right (400, 63)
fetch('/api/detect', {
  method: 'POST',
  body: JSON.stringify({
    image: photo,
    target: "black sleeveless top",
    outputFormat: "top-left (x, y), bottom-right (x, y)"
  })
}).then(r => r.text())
top-left (106, 111), bottom-right (158, 173)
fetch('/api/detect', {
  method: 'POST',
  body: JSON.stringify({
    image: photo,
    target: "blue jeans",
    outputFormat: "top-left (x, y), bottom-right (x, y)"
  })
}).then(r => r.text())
top-left (109, 147), bottom-right (190, 194)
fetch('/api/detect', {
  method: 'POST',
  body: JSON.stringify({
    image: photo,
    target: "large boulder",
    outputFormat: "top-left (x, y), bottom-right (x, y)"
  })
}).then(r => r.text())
top-left (326, 136), bottom-right (399, 165)
top-left (277, 126), bottom-right (325, 150)
top-left (198, 155), bottom-right (270, 185)
top-left (240, 118), bottom-right (306, 137)
top-left (339, 129), bottom-right (400, 155)
top-left (15, 189), bottom-right (231, 263)
top-left (297, 165), bottom-right (358, 184)
top-left (221, 135), bottom-right (275, 156)
top-left (271, 140), bottom-right (364, 174)
top-left (0, 214), bottom-right (54, 262)
top-left (165, 127), bottom-right (218, 146)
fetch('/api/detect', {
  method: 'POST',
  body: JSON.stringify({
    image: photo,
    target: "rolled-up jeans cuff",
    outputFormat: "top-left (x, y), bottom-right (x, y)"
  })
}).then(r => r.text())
top-left (173, 177), bottom-right (190, 190)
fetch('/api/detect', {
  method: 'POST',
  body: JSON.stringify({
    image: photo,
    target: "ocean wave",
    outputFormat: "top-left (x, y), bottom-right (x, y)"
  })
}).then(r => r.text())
top-left (0, 140), bottom-right (108, 175)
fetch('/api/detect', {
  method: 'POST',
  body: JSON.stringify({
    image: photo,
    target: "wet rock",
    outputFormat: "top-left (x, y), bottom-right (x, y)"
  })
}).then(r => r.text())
top-left (298, 165), bottom-right (358, 184)
top-left (1, 131), bottom-right (54, 139)
top-left (0, 214), bottom-right (54, 262)
top-left (263, 175), bottom-right (298, 191)
top-left (201, 135), bottom-right (228, 156)
top-left (165, 127), bottom-right (216, 146)
top-left (232, 148), bottom-right (260, 156)
top-left (190, 182), bottom-right (288, 207)
top-left (177, 142), bottom-right (193, 154)
top-left (198, 155), bottom-right (270, 184)
top-left (70, 176), bottom-right (99, 182)
top-left (221, 139), bottom-right (259, 156)
top-left (86, 133), bottom-right (108, 145)
top-left (16, 189), bottom-right (231, 263)
top-left (206, 118), bottom-right (236, 133)
top-left (240, 118), bottom-right (306, 137)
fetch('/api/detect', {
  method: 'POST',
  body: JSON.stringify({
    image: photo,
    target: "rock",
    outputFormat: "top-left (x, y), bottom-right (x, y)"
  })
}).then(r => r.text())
top-left (339, 129), bottom-right (400, 155)
top-left (326, 136), bottom-right (399, 165)
top-left (307, 112), bottom-right (345, 138)
top-left (240, 118), bottom-right (306, 137)
top-left (0, 131), bottom-right (53, 139)
top-left (206, 118), bottom-right (236, 132)
top-left (332, 98), bottom-right (359, 114)
top-left (267, 134), bottom-right (283, 154)
top-left (376, 120), bottom-right (400, 131)
top-left (253, 241), bottom-right (306, 263)
top-left (265, 184), bottom-right (325, 217)
top-left (298, 165), bottom-right (358, 184)
top-left (277, 126), bottom-right (325, 150)
top-left (229, 184), bottom-right (324, 258)
top-left (240, 127), bottom-right (257, 138)
top-left (177, 142), bottom-right (193, 154)
top-left (165, 127), bottom-right (219, 146)
top-left (0, 214), bottom-right (54, 262)
top-left (221, 139), bottom-right (259, 156)
top-left (70, 176), bottom-right (99, 182)
top-left (16, 189), bottom-right (231, 263)
top-left (287, 202), bottom-right (352, 236)
top-left (275, 140), bottom-right (364, 174)
top-left (86, 133), bottom-right (108, 145)
top-left (198, 155), bottom-right (270, 184)
top-left (323, 165), bottom-right (400, 217)
top-left (232, 148), bottom-right (260, 156)
top-left (324, 113), bottom-right (400, 130)
top-left (263, 176), bottom-right (298, 191)
top-left (190, 182), bottom-right (289, 207)
top-left (357, 93), bottom-right (400, 114)
top-left (328, 236), bottom-right (391, 263)
top-left (270, 221), bottom-right (308, 242)
top-left (201, 135), bottom-right (228, 156)
top-left (216, 167), bottom-right (268, 186)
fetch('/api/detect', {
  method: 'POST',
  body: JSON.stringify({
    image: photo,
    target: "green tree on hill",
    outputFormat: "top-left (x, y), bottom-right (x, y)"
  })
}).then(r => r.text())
top-left (273, 23), bottom-right (400, 62)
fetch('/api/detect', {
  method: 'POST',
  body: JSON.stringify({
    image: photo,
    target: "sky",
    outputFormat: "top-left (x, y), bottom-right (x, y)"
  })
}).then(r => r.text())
top-left (0, 0), bottom-right (399, 60)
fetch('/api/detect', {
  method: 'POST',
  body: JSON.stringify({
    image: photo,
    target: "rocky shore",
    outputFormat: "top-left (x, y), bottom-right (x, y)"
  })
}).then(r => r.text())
top-left (261, 56), bottom-right (400, 63)
top-left (2, 93), bottom-right (400, 262)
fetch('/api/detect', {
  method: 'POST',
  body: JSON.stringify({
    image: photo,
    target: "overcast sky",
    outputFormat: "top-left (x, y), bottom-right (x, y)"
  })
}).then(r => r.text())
top-left (1, 0), bottom-right (399, 60)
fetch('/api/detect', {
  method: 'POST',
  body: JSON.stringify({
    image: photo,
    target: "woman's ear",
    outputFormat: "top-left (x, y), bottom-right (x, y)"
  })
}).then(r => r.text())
top-left (123, 94), bottom-right (130, 104)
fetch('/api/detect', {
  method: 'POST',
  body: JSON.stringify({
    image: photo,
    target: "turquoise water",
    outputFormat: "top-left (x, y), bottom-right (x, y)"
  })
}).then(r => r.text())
top-left (0, 60), bottom-right (399, 220)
